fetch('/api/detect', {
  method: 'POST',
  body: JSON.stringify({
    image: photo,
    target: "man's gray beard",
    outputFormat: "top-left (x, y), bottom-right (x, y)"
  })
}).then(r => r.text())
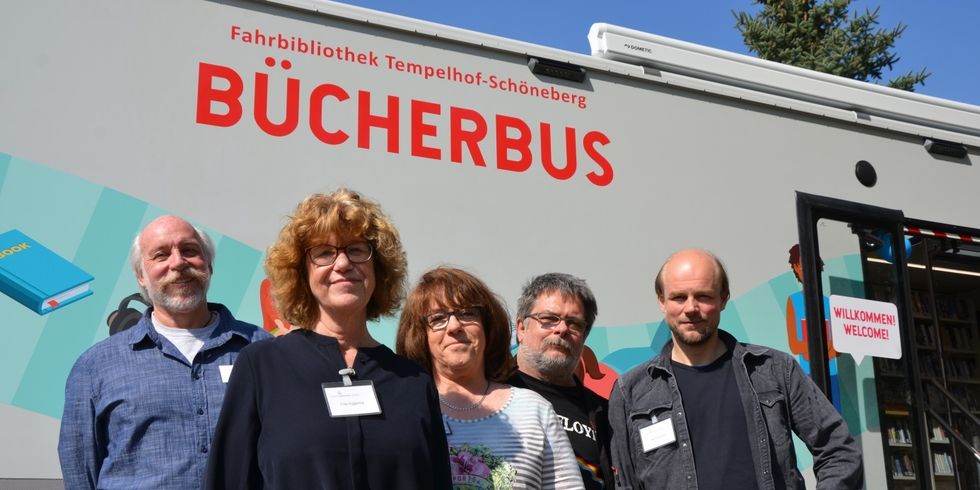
top-left (143, 270), bottom-right (210, 313)
top-left (518, 340), bottom-right (579, 380)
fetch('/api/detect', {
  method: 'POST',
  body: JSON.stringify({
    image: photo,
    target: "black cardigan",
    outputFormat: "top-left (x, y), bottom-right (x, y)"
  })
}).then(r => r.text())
top-left (205, 329), bottom-right (452, 489)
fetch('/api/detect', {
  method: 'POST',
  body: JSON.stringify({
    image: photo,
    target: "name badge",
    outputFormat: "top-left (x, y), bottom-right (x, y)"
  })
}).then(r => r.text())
top-left (640, 416), bottom-right (676, 453)
top-left (322, 381), bottom-right (382, 417)
top-left (218, 365), bottom-right (233, 383)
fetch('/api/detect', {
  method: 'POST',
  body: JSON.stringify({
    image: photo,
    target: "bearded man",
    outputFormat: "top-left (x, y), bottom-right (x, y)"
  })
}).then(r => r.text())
top-left (58, 215), bottom-right (269, 490)
top-left (509, 273), bottom-right (612, 489)
top-left (607, 249), bottom-right (862, 489)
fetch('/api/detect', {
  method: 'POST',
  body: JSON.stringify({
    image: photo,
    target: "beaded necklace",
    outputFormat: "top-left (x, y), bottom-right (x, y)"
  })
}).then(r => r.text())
top-left (439, 380), bottom-right (491, 411)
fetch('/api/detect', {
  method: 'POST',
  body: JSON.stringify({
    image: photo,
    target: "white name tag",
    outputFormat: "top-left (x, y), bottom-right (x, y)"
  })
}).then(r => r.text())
top-left (322, 381), bottom-right (382, 417)
top-left (218, 365), bottom-right (233, 383)
top-left (640, 416), bottom-right (676, 453)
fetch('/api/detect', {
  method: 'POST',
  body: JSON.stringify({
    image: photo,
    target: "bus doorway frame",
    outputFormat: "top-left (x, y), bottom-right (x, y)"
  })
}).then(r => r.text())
top-left (795, 191), bottom-right (930, 489)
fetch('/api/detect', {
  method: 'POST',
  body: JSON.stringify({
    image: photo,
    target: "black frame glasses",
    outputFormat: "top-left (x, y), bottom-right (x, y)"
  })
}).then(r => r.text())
top-left (307, 242), bottom-right (373, 266)
top-left (425, 307), bottom-right (482, 331)
top-left (525, 312), bottom-right (587, 334)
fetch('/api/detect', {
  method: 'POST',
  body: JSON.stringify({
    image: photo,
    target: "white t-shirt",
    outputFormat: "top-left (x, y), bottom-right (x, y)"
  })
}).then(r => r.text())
top-left (153, 312), bottom-right (219, 363)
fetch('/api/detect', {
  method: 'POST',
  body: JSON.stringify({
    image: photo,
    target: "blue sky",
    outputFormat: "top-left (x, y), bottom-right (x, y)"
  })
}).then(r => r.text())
top-left (338, 1), bottom-right (979, 107)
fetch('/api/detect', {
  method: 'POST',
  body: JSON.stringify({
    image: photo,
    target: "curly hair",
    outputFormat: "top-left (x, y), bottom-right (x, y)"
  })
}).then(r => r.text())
top-left (264, 189), bottom-right (407, 327)
top-left (396, 267), bottom-right (515, 382)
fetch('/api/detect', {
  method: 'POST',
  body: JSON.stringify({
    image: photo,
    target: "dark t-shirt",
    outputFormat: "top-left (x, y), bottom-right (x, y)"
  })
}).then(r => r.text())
top-left (509, 370), bottom-right (610, 489)
top-left (672, 348), bottom-right (759, 490)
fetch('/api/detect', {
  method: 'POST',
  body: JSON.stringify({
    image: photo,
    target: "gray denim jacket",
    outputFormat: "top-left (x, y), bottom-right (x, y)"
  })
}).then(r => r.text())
top-left (608, 330), bottom-right (862, 489)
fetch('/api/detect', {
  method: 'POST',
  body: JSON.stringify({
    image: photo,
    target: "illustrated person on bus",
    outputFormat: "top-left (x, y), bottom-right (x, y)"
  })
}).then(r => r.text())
top-left (785, 243), bottom-right (841, 411)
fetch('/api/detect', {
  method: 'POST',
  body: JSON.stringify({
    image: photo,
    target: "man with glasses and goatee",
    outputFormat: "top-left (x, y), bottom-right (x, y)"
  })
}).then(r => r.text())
top-left (509, 273), bottom-right (613, 490)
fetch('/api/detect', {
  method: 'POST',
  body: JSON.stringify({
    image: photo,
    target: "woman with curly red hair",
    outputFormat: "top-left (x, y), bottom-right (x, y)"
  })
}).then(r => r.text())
top-left (207, 189), bottom-right (451, 489)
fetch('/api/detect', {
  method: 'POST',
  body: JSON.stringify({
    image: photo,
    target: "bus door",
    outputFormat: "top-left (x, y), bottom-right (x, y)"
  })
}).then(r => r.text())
top-left (796, 192), bottom-right (930, 489)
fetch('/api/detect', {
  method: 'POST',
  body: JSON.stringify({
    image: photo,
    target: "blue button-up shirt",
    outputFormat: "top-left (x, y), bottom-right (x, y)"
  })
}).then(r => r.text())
top-left (58, 303), bottom-right (270, 490)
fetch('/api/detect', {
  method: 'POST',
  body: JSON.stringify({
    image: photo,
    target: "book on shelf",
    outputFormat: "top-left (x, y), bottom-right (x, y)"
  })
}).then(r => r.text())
top-left (945, 326), bottom-right (974, 350)
top-left (948, 358), bottom-right (976, 379)
top-left (919, 353), bottom-right (941, 377)
top-left (934, 295), bottom-right (970, 321)
top-left (883, 400), bottom-right (910, 416)
top-left (933, 452), bottom-right (954, 475)
top-left (888, 420), bottom-right (913, 444)
top-left (895, 453), bottom-right (915, 478)
top-left (911, 292), bottom-right (973, 321)
top-left (916, 322), bottom-right (937, 347)
top-left (911, 291), bottom-right (930, 317)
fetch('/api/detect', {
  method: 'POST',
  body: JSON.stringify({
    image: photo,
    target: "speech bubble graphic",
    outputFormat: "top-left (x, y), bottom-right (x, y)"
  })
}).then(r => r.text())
top-left (829, 295), bottom-right (902, 365)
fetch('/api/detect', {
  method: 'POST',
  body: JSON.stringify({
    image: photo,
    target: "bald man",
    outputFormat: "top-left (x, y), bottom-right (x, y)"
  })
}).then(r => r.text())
top-left (59, 215), bottom-right (270, 489)
top-left (608, 249), bottom-right (862, 489)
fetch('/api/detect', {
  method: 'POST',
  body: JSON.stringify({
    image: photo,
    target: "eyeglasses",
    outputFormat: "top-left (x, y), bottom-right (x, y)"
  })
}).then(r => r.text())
top-left (425, 308), bottom-right (482, 331)
top-left (307, 242), bottom-right (373, 266)
top-left (526, 312), bottom-right (587, 334)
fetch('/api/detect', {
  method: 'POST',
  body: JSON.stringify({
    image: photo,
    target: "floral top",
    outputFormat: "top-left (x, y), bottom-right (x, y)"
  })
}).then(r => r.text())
top-left (442, 387), bottom-right (584, 489)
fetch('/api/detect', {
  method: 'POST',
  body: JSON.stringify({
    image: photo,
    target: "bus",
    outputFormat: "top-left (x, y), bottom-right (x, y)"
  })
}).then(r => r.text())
top-left (2, 1), bottom-right (978, 487)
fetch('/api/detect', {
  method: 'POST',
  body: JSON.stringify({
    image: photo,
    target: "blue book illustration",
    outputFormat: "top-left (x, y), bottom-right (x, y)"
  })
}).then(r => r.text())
top-left (0, 229), bottom-right (94, 314)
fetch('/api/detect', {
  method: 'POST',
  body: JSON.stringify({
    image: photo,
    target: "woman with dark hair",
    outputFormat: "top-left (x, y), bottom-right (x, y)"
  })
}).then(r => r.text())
top-left (397, 267), bottom-right (583, 489)
top-left (206, 189), bottom-right (451, 489)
